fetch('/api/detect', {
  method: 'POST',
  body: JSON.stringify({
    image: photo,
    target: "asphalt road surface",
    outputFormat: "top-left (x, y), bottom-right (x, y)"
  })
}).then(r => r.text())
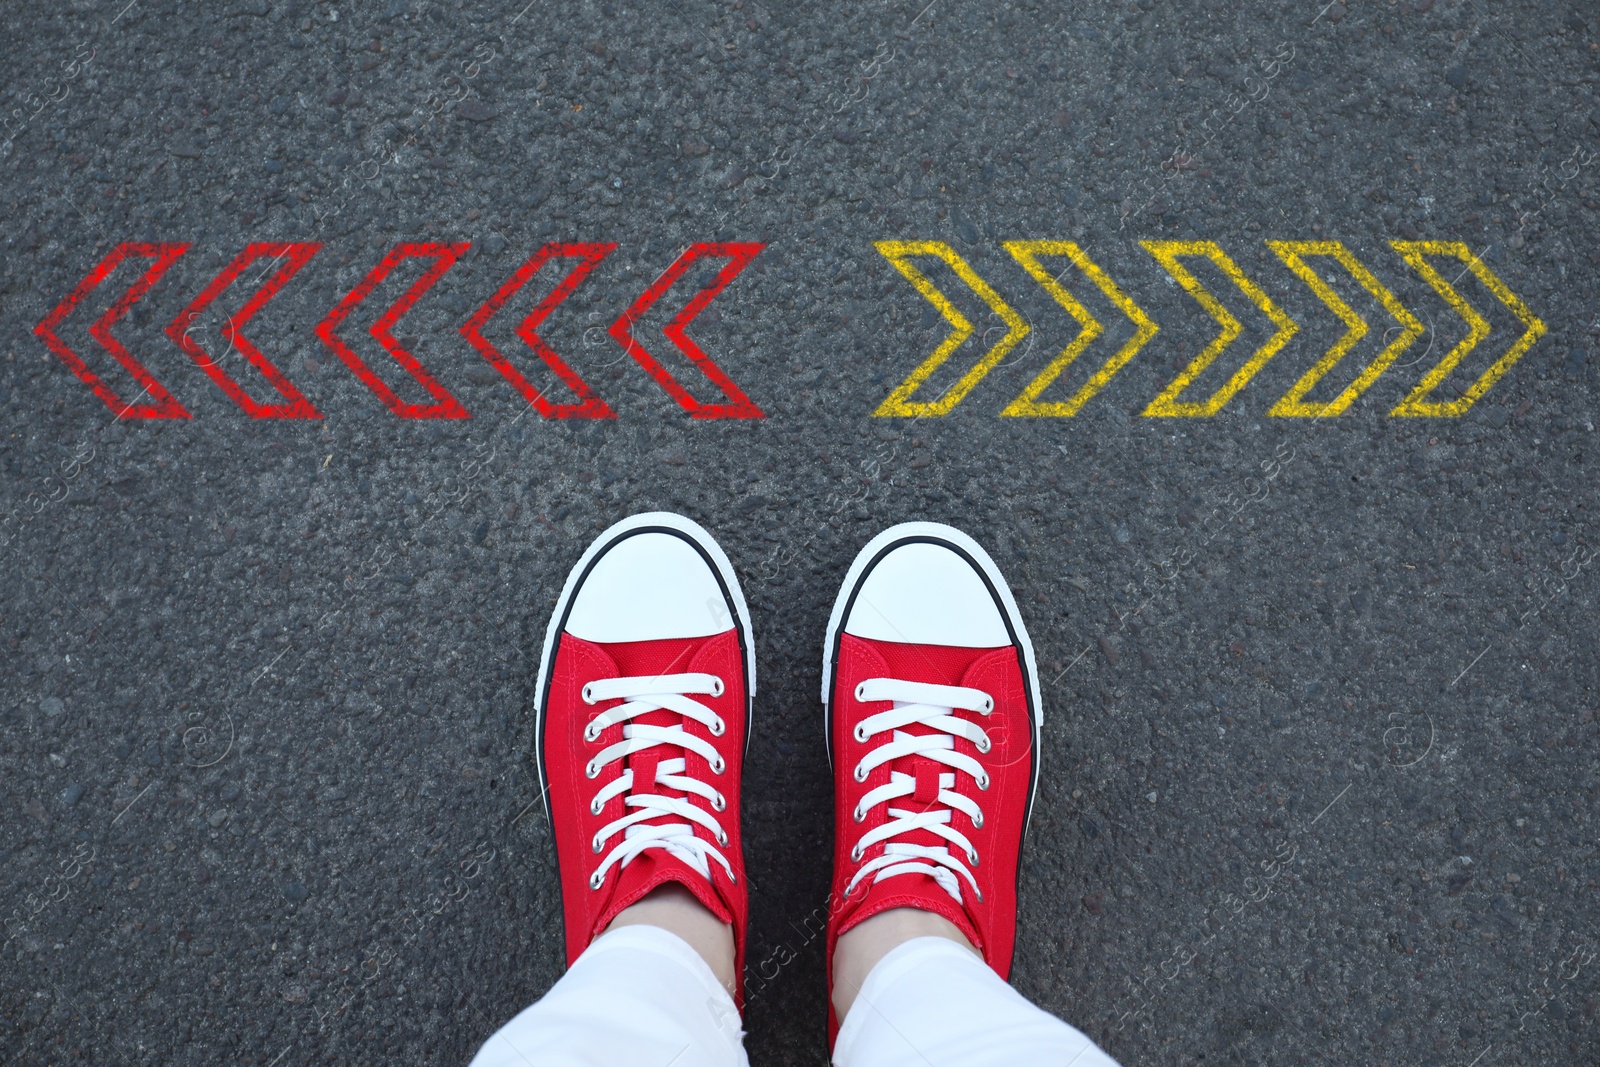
top-left (3, 1), bottom-right (1598, 1064)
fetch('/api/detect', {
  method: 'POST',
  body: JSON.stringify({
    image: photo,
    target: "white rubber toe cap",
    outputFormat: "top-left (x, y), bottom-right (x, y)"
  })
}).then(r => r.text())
top-left (565, 530), bottom-right (733, 643)
top-left (841, 540), bottom-right (1010, 647)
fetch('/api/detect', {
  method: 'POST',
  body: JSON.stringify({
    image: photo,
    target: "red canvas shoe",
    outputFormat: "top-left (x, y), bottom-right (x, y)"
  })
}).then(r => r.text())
top-left (536, 512), bottom-right (755, 1006)
top-left (821, 522), bottom-right (1043, 1046)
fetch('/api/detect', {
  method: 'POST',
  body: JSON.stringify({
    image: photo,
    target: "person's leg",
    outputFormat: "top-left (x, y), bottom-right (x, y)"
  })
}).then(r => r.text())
top-left (468, 513), bottom-right (757, 1066)
top-left (608, 882), bottom-right (738, 998)
top-left (821, 523), bottom-right (1122, 1067)
top-left (468, 922), bottom-right (743, 1067)
top-left (831, 906), bottom-right (973, 1019)
top-left (832, 934), bottom-right (1118, 1067)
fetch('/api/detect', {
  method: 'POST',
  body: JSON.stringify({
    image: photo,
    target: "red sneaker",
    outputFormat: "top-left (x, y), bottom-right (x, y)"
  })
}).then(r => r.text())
top-left (536, 512), bottom-right (755, 1006)
top-left (821, 522), bottom-right (1042, 1045)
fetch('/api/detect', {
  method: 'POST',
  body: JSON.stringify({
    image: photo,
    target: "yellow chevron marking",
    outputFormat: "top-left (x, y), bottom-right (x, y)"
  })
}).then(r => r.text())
top-left (1389, 241), bottom-right (1547, 417)
top-left (872, 240), bottom-right (1029, 417)
top-left (999, 240), bottom-right (1159, 417)
top-left (1266, 241), bottom-right (1424, 417)
top-left (1141, 240), bottom-right (1299, 417)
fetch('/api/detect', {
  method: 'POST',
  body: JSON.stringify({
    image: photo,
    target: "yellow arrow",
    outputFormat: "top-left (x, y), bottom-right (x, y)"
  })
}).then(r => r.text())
top-left (1389, 241), bottom-right (1546, 417)
top-left (1142, 240), bottom-right (1299, 417)
top-left (1266, 240), bottom-right (1424, 417)
top-left (999, 240), bottom-right (1159, 417)
top-left (873, 240), bottom-right (1029, 417)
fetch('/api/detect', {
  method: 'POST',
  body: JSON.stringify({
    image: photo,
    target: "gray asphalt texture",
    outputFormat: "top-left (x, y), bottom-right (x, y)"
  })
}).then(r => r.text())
top-left (3, 0), bottom-right (1599, 1064)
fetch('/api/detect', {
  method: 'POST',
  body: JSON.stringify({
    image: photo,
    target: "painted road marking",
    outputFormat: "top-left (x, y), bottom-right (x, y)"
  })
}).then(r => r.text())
top-left (34, 242), bottom-right (191, 419)
top-left (874, 239), bottom-right (1543, 419)
top-left (607, 242), bottom-right (766, 420)
top-left (33, 238), bottom-right (1545, 420)
top-left (167, 242), bottom-right (324, 420)
top-left (1140, 240), bottom-right (1299, 418)
top-left (459, 242), bottom-right (618, 419)
top-left (999, 240), bottom-right (1160, 418)
top-left (315, 242), bottom-right (473, 419)
top-left (1389, 241), bottom-right (1547, 418)
top-left (1265, 240), bottom-right (1424, 418)
top-left (872, 240), bottom-right (1029, 417)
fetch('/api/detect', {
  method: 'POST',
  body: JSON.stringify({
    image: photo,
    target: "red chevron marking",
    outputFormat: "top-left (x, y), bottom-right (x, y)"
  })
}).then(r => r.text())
top-left (35, 242), bottom-right (192, 419)
top-left (165, 242), bottom-right (323, 419)
top-left (459, 242), bottom-right (617, 419)
top-left (607, 242), bottom-right (766, 419)
top-left (315, 242), bottom-right (471, 419)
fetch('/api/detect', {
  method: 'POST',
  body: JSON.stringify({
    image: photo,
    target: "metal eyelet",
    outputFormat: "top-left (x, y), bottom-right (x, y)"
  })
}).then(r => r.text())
top-left (585, 762), bottom-right (600, 780)
top-left (710, 755), bottom-right (726, 775)
top-left (716, 829), bottom-right (729, 847)
top-left (711, 792), bottom-right (726, 812)
top-left (853, 724), bottom-right (869, 743)
top-left (850, 844), bottom-right (863, 862)
top-left (972, 812), bottom-right (984, 829)
top-left (977, 773), bottom-right (990, 791)
top-left (968, 850), bottom-right (979, 867)
top-left (973, 887), bottom-right (984, 903)
top-left (709, 717), bottom-right (726, 737)
top-left (854, 682), bottom-right (869, 702)
top-left (590, 798), bottom-right (602, 816)
top-left (592, 835), bottom-right (604, 853)
top-left (853, 764), bottom-right (868, 783)
top-left (981, 696), bottom-right (994, 713)
top-left (589, 871), bottom-right (603, 890)
top-left (584, 723), bottom-right (600, 743)
top-left (853, 806), bottom-right (865, 823)
top-left (976, 736), bottom-right (991, 754)
top-left (710, 676), bottom-right (725, 697)
top-left (582, 684), bottom-right (598, 705)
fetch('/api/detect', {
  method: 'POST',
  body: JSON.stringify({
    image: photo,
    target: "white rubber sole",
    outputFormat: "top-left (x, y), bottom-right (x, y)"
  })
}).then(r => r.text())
top-left (821, 520), bottom-right (1044, 834)
top-left (534, 511), bottom-right (756, 822)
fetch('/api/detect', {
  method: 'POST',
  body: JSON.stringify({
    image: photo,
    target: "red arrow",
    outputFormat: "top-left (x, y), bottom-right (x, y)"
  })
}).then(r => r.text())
top-left (315, 242), bottom-right (471, 419)
top-left (459, 242), bottom-right (617, 419)
top-left (608, 242), bottom-right (766, 419)
top-left (166, 242), bottom-right (323, 419)
top-left (35, 242), bottom-right (191, 419)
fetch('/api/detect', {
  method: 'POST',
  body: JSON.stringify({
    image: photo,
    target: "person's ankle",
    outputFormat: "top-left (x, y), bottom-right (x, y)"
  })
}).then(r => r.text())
top-left (830, 907), bottom-right (978, 1022)
top-left (606, 883), bottom-right (738, 999)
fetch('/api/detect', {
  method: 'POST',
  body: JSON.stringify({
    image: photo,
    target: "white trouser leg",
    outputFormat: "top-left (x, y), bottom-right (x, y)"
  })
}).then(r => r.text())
top-left (833, 936), bottom-right (1122, 1067)
top-left (468, 924), bottom-right (748, 1067)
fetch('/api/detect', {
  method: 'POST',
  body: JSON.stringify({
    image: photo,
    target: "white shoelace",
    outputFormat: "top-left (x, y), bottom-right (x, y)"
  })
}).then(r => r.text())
top-left (845, 677), bottom-right (994, 905)
top-left (581, 672), bottom-right (735, 891)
